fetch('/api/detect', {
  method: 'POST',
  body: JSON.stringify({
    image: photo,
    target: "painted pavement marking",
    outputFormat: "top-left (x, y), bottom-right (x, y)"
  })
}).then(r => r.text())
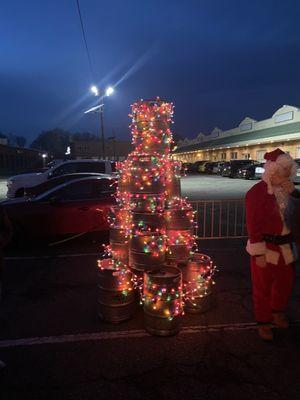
top-left (1, 321), bottom-right (300, 349)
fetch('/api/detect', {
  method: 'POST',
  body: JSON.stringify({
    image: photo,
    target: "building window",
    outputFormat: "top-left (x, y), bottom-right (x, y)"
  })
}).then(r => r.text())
top-left (230, 152), bottom-right (238, 160)
top-left (256, 150), bottom-right (267, 162)
top-left (274, 111), bottom-right (294, 123)
top-left (240, 123), bottom-right (252, 132)
top-left (220, 152), bottom-right (226, 160)
top-left (241, 153), bottom-right (251, 159)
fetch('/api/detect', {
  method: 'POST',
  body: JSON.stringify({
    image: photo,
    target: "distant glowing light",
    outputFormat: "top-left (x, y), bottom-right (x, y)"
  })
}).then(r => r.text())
top-left (65, 146), bottom-right (71, 155)
top-left (106, 86), bottom-right (114, 96)
top-left (90, 85), bottom-right (99, 96)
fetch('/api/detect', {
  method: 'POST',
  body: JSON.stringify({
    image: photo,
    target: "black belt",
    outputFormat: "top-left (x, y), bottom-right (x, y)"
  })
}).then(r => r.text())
top-left (263, 233), bottom-right (293, 245)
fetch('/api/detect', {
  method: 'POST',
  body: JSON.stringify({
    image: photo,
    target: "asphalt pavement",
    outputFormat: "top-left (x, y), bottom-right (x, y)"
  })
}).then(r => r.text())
top-left (181, 174), bottom-right (257, 200)
top-left (1, 241), bottom-right (300, 400)
top-left (1, 175), bottom-right (300, 399)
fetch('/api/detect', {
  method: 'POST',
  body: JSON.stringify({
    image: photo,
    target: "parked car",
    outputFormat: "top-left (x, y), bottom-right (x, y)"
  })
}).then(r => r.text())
top-left (236, 163), bottom-right (263, 179)
top-left (198, 162), bottom-right (210, 173)
top-left (293, 159), bottom-right (300, 184)
top-left (216, 162), bottom-right (226, 175)
top-left (3, 176), bottom-right (117, 245)
top-left (203, 162), bottom-right (215, 174)
top-left (24, 173), bottom-right (112, 198)
top-left (254, 163), bottom-right (265, 179)
top-left (190, 161), bottom-right (204, 173)
top-left (7, 159), bottom-right (116, 198)
top-left (222, 160), bottom-right (256, 178)
top-left (212, 162), bottom-right (223, 174)
top-left (181, 162), bottom-right (194, 174)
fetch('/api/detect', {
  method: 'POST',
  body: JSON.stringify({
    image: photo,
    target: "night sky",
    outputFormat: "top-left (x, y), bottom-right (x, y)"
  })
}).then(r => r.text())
top-left (1, 0), bottom-right (300, 143)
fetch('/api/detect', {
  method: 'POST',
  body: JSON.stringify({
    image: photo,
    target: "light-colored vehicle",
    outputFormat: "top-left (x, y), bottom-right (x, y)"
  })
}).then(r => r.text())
top-left (212, 162), bottom-right (224, 174)
top-left (293, 159), bottom-right (300, 184)
top-left (7, 159), bottom-right (115, 198)
top-left (254, 164), bottom-right (265, 179)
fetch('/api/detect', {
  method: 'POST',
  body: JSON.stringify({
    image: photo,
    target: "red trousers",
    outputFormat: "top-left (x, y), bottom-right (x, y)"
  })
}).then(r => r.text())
top-left (250, 254), bottom-right (295, 323)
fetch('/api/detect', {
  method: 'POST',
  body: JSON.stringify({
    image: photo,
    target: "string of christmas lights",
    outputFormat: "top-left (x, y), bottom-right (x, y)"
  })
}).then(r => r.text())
top-left (97, 97), bottom-right (216, 332)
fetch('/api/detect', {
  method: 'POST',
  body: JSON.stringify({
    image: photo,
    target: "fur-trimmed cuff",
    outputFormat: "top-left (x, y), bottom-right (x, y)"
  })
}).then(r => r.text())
top-left (246, 240), bottom-right (266, 256)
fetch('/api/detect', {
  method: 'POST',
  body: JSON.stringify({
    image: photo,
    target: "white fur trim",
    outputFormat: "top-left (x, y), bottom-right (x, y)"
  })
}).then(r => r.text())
top-left (280, 243), bottom-right (295, 265)
top-left (246, 240), bottom-right (266, 256)
top-left (276, 154), bottom-right (298, 177)
top-left (262, 154), bottom-right (298, 195)
top-left (265, 249), bottom-right (280, 265)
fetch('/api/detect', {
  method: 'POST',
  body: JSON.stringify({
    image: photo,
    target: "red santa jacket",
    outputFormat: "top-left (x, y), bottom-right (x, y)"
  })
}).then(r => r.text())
top-left (245, 180), bottom-right (294, 265)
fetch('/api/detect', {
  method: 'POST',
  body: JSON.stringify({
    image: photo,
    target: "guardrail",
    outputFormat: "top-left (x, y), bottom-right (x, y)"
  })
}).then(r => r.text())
top-left (190, 199), bottom-right (247, 239)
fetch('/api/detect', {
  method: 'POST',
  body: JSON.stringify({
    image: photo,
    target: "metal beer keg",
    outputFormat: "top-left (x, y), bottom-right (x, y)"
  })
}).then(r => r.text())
top-left (143, 266), bottom-right (183, 336)
top-left (182, 254), bottom-right (214, 314)
top-left (97, 259), bottom-right (136, 323)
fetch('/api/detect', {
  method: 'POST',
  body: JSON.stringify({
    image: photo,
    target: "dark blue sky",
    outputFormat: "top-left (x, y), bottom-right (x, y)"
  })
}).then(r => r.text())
top-left (1, 0), bottom-right (300, 143)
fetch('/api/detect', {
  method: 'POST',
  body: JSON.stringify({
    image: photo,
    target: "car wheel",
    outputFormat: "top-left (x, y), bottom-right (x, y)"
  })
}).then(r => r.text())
top-left (15, 188), bottom-right (24, 198)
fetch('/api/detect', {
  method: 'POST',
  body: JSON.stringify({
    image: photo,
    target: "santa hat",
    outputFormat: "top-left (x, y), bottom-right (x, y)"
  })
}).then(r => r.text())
top-left (262, 148), bottom-right (297, 194)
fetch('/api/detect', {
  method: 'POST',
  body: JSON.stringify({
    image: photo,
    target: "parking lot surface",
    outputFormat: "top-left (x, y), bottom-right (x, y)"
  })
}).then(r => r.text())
top-left (181, 174), bottom-right (257, 200)
top-left (1, 174), bottom-right (300, 399)
top-left (1, 242), bottom-right (300, 400)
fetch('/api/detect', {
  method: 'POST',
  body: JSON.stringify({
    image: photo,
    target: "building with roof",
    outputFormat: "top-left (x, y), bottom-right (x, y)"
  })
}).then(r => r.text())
top-left (172, 105), bottom-right (300, 163)
top-left (70, 139), bottom-right (133, 161)
top-left (0, 144), bottom-right (43, 174)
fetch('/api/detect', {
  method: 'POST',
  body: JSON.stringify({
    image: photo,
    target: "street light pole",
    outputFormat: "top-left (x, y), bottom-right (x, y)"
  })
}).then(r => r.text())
top-left (112, 129), bottom-right (116, 161)
top-left (113, 136), bottom-right (116, 160)
top-left (100, 104), bottom-right (105, 159)
top-left (85, 85), bottom-right (114, 161)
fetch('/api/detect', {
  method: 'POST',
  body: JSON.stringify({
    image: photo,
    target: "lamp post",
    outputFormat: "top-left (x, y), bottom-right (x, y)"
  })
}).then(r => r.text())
top-left (84, 86), bottom-right (114, 160)
top-left (107, 134), bottom-right (116, 160)
top-left (100, 104), bottom-right (105, 158)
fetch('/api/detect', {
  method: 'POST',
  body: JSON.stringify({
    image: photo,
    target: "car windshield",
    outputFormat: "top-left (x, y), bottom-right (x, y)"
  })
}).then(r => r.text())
top-left (49, 162), bottom-right (106, 178)
top-left (41, 178), bottom-right (116, 201)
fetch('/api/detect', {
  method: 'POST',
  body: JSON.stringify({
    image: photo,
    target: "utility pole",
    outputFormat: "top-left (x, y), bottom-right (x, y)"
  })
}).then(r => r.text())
top-left (100, 104), bottom-right (105, 159)
top-left (112, 129), bottom-right (116, 160)
top-left (85, 85), bottom-right (114, 160)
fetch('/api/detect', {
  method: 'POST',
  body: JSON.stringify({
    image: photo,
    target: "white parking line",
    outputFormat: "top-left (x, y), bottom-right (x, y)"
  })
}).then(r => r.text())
top-left (1, 321), bottom-right (299, 349)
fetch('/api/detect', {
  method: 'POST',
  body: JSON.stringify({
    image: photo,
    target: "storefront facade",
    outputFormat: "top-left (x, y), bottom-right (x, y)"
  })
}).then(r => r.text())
top-left (173, 105), bottom-right (300, 163)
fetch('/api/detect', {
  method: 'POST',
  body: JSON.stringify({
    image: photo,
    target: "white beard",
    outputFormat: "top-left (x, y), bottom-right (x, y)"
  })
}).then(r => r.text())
top-left (273, 186), bottom-right (289, 218)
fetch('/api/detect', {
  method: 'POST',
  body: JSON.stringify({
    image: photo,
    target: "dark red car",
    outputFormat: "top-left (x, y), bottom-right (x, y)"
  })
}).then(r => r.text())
top-left (2, 176), bottom-right (116, 244)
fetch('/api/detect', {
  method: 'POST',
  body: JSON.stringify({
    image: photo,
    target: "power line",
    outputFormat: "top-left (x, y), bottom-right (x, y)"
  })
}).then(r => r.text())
top-left (75, 0), bottom-right (94, 81)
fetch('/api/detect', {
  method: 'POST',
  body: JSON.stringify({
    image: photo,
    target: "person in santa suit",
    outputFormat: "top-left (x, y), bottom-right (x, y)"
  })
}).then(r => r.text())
top-left (246, 148), bottom-right (299, 341)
